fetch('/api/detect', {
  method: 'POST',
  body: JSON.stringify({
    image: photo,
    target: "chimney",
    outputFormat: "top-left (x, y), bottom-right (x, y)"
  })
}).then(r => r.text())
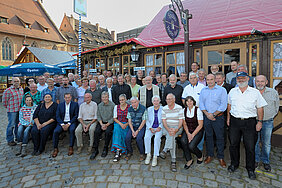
top-left (111, 31), bottom-right (116, 41)
top-left (96, 23), bottom-right (100, 32)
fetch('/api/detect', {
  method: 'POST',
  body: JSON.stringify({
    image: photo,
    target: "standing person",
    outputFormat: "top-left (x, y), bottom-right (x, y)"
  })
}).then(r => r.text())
top-left (182, 73), bottom-right (205, 106)
top-left (156, 74), bottom-right (161, 85)
top-left (31, 94), bottom-right (57, 155)
top-left (68, 73), bottom-right (75, 84)
top-left (2, 77), bottom-right (24, 146)
top-left (41, 78), bottom-right (57, 103)
top-left (215, 72), bottom-right (233, 94)
top-left (230, 65), bottom-right (255, 87)
top-left (136, 70), bottom-right (144, 86)
top-left (198, 69), bottom-right (206, 86)
top-left (144, 96), bottom-right (163, 167)
top-left (97, 75), bottom-right (106, 89)
top-left (190, 62), bottom-right (199, 75)
top-left (112, 75), bottom-right (132, 105)
top-left (255, 75), bottom-right (279, 172)
top-left (129, 76), bottom-right (140, 98)
top-left (112, 75), bottom-right (118, 86)
top-left (85, 80), bottom-right (102, 105)
top-left (125, 74), bottom-right (131, 85)
top-left (71, 74), bottom-right (81, 89)
top-left (82, 70), bottom-right (88, 78)
top-left (52, 93), bottom-right (79, 157)
top-left (177, 72), bottom-right (189, 88)
top-left (24, 78), bottom-right (35, 93)
top-left (226, 61), bottom-right (238, 84)
top-left (227, 72), bottom-right (267, 179)
top-left (180, 96), bottom-right (204, 169)
top-left (139, 76), bottom-right (161, 108)
top-left (160, 94), bottom-right (184, 172)
top-left (149, 70), bottom-right (157, 85)
top-left (37, 76), bottom-right (48, 92)
top-left (163, 74), bottom-right (183, 107)
top-left (106, 70), bottom-right (112, 78)
top-left (77, 77), bottom-right (89, 106)
top-left (75, 93), bottom-right (97, 154)
top-left (16, 96), bottom-right (37, 157)
top-left (90, 91), bottom-right (115, 159)
top-left (125, 97), bottom-right (147, 161)
top-left (111, 94), bottom-right (130, 162)
top-left (158, 73), bottom-right (169, 101)
top-left (22, 84), bottom-right (41, 106)
top-left (102, 77), bottom-right (114, 102)
top-left (56, 77), bottom-right (78, 104)
top-left (199, 74), bottom-right (227, 167)
top-left (210, 64), bottom-right (219, 74)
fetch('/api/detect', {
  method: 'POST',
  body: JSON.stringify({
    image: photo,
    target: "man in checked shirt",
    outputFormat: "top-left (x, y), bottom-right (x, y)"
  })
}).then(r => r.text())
top-left (2, 77), bottom-right (24, 146)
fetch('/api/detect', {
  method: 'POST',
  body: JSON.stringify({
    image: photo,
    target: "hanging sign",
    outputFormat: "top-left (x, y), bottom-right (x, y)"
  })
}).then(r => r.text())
top-left (163, 10), bottom-right (180, 42)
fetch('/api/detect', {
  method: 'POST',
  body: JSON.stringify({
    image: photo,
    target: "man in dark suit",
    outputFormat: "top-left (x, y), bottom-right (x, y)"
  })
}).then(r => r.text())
top-left (52, 93), bottom-right (79, 157)
top-left (102, 77), bottom-right (114, 102)
top-left (215, 72), bottom-right (233, 94)
top-left (112, 75), bottom-right (132, 105)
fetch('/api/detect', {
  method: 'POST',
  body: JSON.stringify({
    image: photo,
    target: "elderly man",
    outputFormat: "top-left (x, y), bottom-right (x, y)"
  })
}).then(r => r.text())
top-left (255, 75), bottom-right (279, 172)
top-left (139, 76), bottom-right (161, 108)
top-left (125, 97), bottom-right (147, 161)
top-left (199, 74), bottom-right (228, 167)
top-left (75, 93), bottom-right (98, 154)
top-left (190, 62), bottom-right (199, 75)
top-left (226, 61), bottom-right (238, 84)
top-left (210, 64), bottom-right (219, 74)
top-left (112, 75), bottom-right (118, 86)
top-left (227, 72), bottom-right (267, 180)
top-left (230, 65), bottom-right (255, 87)
top-left (68, 73), bottom-right (75, 83)
top-left (41, 78), bottom-right (57, 102)
top-left (90, 91), bottom-right (115, 159)
top-left (182, 72), bottom-right (205, 106)
top-left (56, 77), bottom-right (78, 104)
top-left (21, 83), bottom-right (41, 106)
top-left (149, 70), bottom-right (157, 84)
top-left (215, 72), bottom-right (233, 93)
top-left (198, 69), bottom-right (206, 86)
top-left (112, 74), bottom-right (132, 105)
top-left (160, 94), bottom-right (183, 172)
top-left (37, 76), bottom-right (48, 92)
top-left (52, 93), bottom-right (79, 157)
top-left (82, 70), bottom-right (88, 78)
top-left (98, 75), bottom-right (106, 89)
top-left (71, 74), bottom-right (80, 88)
top-left (85, 80), bottom-right (102, 104)
top-left (2, 77), bottom-right (24, 146)
top-left (137, 70), bottom-right (144, 86)
top-left (164, 74), bottom-right (183, 107)
top-left (177, 72), bottom-right (189, 88)
top-left (156, 74), bottom-right (161, 85)
top-left (102, 77), bottom-right (114, 102)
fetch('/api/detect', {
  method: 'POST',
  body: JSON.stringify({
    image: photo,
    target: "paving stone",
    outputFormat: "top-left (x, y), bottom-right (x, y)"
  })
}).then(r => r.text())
top-left (73, 177), bottom-right (84, 184)
top-left (51, 181), bottom-right (63, 188)
top-left (21, 175), bottom-right (35, 183)
top-left (205, 180), bottom-right (218, 187)
top-left (24, 180), bottom-right (36, 187)
top-left (216, 175), bottom-right (231, 184)
top-left (272, 179), bottom-right (282, 187)
top-left (72, 171), bottom-right (84, 177)
top-left (178, 182), bottom-right (191, 188)
top-left (83, 177), bottom-right (95, 183)
top-left (133, 177), bottom-right (143, 184)
top-left (176, 174), bottom-right (187, 182)
top-left (123, 170), bottom-right (131, 176)
top-left (154, 178), bottom-right (166, 186)
top-left (153, 171), bottom-right (164, 179)
top-left (120, 164), bottom-right (130, 170)
top-left (143, 177), bottom-right (154, 185)
top-left (95, 175), bottom-right (107, 182)
top-left (95, 169), bottom-right (104, 175)
top-left (165, 172), bottom-right (175, 180)
top-left (107, 175), bottom-right (119, 182)
top-left (119, 176), bottom-right (132, 183)
top-left (230, 180), bottom-right (244, 188)
top-left (203, 172), bottom-right (216, 180)
top-left (84, 170), bottom-right (94, 176)
top-left (36, 178), bottom-right (47, 185)
top-left (48, 175), bottom-right (61, 182)
top-left (167, 180), bottom-right (178, 187)
top-left (108, 183), bottom-right (121, 188)
top-left (113, 169), bottom-right (123, 175)
top-left (188, 176), bottom-right (204, 185)
top-left (96, 183), bottom-right (107, 188)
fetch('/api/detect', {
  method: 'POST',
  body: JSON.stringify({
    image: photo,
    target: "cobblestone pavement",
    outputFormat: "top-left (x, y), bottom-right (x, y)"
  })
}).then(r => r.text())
top-left (0, 103), bottom-right (281, 188)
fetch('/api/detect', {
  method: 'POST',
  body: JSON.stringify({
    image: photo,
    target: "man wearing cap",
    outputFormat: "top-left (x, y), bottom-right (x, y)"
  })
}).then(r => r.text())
top-left (227, 71), bottom-right (267, 180)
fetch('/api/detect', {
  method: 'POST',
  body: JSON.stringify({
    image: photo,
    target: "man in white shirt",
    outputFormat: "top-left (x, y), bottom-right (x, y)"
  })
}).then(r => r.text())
top-left (182, 72), bottom-right (205, 107)
top-left (36, 76), bottom-right (48, 92)
top-left (102, 77), bottom-right (113, 102)
top-left (227, 72), bottom-right (267, 180)
top-left (75, 93), bottom-right (98, 154)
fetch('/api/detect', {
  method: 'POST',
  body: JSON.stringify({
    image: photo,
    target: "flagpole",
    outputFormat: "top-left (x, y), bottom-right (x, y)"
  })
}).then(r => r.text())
top-left (78, 14), bottom-right (82, 78)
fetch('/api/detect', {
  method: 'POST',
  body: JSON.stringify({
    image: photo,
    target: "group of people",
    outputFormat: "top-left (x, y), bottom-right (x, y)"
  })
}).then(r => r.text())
top-left (2, 60), bottom-right (279, 180)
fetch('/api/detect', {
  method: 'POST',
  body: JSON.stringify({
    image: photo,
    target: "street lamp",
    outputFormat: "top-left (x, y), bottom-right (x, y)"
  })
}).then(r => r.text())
top-left (131, 51), bottom-right (139, 62)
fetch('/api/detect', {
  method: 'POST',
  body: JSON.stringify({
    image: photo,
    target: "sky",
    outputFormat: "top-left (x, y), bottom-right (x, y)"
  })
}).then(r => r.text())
top-left (43, 0), bottom-right (170, 34)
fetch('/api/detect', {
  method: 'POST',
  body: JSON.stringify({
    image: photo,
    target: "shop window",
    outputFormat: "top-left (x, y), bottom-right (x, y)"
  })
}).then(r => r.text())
top-left (95, 58), bottom-right (105, 73)
top-left (249, 43), bottom-right (260, 77)
top-left (122, 55), bottom-right (136, 75)
top-left (108, 56), bottom-right (120, 75)
top-left (145, 53), bottom-right (162, 75)
top-left (166, 51), bottom-right (185, 77)
top-left (271, 41), bottom-right (282, 90)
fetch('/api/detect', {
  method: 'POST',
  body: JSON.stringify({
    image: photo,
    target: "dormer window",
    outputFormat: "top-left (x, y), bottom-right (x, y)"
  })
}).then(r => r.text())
top-left (44, 28), bottom-right (48, 33)
top-left (0, 17), bottom-right (8, 24)
top-left (25, 24), bottom-right (30, 28)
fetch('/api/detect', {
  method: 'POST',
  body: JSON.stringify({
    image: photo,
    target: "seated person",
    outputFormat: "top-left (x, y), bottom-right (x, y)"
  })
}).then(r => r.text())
top-left (52, 93), bottom-right (79, 157)
top-left (16, 96), bottom-right (37, 157)
top-left (90, 91), bottom-right (115, 160)
top-left (144, 95), bottom-right (163, 167)
top-left (31, 94), bottom-right (57, 155)
top-left (75, 93), bottom-right (97, 154)
top-left (111, 94), bottom-right (130, 162)
top-left (125, 97), bottom-right (147, 161)
top-left (180, 96), bottom-right (204, 169)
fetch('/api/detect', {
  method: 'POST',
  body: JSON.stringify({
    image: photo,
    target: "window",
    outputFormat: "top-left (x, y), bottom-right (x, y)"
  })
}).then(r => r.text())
top-left (122, 55), bottom-right (136, 75)
top-left (0, 17), bottom-right (8, 24)
top-left (145, 53), bottom-right (162, 75)
top-left (165, 51), bottom-right (185, 77)
top-left (2, 37), bottom-right (13, 60)
top-left (52, 45), bottom-right (57, 50)
top-left (95, 58), bottom-right (105, 73)
top-left (31, 41), bottom-right (38, 47)
top-left (194, 48), bottom-right (201, 64)
top-left (203, 43), bottom-right (246, 74)
top-left (270, 40), bottom-right (282, 89)
top-left (249, 43), bottom-right (260, 77)
top-left (108, 56), bottom-right (120, 75)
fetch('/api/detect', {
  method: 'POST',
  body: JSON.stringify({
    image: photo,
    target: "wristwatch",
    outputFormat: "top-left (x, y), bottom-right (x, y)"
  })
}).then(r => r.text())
top-left (258, 120), bottom-right (263, 123)
top-left (213, 113), bottom-right (216, 118)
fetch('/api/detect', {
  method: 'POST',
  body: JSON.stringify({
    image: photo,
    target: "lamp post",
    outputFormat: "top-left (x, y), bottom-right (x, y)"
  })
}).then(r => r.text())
top-left (170, 0), bottom-right (192, 73)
